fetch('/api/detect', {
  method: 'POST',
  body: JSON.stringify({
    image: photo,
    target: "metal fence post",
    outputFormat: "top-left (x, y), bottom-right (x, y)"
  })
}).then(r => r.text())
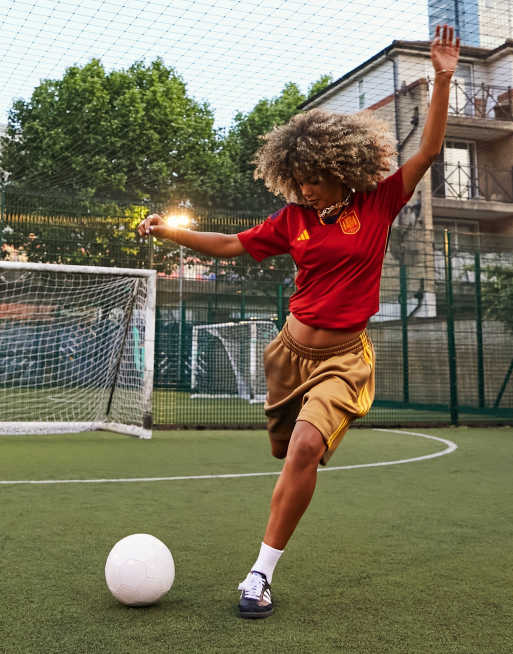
top-left (0, 187), bottom-right (5, 248)
top-left (178, 300), bottom-right (186, 388)
top-left (214, 259), bottom-right (219, 313)
top-left (494, 359), bottom-right (513, 409)
top-left (399, 263), bottom-right (409, 403)
top-left (240, 280), bottom-right (246, 320)
top-left (444, 229), bottom-right (459, 425)
top-left (177, 245), bottom-right (184, 385)
top-left (148, 234), bottom-right (154, 269)
top-left (474, 251), bottom-right (485, 408)
top-left (277, 283), bottom-right (285, 329)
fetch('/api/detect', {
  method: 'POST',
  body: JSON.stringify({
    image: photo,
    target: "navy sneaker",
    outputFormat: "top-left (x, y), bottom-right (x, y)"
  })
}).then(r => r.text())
top-left (238, 570), bottom-right (273, 619)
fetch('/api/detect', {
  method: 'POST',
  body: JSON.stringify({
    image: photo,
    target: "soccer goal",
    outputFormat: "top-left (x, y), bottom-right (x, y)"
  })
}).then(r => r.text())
top-left (0, 262), bottom-right (156, 438)
top-left (190, 320), bottom-right (278, 403)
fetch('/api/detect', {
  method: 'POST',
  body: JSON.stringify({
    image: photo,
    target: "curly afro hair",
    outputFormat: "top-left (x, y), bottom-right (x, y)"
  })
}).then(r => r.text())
top-left (253, 108), bottom-right (397, 203)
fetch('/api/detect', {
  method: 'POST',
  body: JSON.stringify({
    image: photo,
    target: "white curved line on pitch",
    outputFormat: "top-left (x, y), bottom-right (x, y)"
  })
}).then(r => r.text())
top-left (0, 428), bottom-right (457, 485)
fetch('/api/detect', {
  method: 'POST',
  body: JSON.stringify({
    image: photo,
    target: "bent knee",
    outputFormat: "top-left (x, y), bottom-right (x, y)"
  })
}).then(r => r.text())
top-left (288, 423), bottom-right (326, 466)
top-left (290, 441), bottom-right (324, 466)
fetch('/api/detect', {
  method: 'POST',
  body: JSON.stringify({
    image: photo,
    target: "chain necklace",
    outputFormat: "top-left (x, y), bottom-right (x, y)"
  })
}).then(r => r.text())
top-left (317, 191), bottom-right (353, 219)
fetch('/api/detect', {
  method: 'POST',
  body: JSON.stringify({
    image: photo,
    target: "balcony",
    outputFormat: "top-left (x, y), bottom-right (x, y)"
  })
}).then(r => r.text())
top-left (428, 79), bottom-right (513, 141)
top-left (431, 162), bottom-right (513, 220)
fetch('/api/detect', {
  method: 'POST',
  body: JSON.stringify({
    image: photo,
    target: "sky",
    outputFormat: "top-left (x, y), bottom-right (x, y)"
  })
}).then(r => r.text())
top-left (0, 0), bottom-right (430, 130)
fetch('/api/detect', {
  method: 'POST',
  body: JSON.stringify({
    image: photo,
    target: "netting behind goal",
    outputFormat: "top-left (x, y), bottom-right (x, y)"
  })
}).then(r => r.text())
top-left (190, 321), bottom-right (278, 403)
top-left (0, 262), bottom-right (156, 438)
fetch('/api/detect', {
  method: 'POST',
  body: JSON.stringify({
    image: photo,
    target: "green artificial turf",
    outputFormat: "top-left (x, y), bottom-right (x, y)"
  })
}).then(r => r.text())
top-left (1, 427), bottom-right (512, 653)
top-left (153, 391), bottom-right (513, 427)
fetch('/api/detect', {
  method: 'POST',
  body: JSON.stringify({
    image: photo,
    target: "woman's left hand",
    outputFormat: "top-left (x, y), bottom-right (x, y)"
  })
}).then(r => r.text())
top-left (431, 24), bottom-right (461, 77)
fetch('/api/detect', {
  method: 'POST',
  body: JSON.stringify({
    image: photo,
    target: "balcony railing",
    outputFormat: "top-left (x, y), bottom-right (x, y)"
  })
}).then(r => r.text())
top-left (431, 162), bottom-right (513, 203)
top-left (427, 78), bottom-right (513, 121)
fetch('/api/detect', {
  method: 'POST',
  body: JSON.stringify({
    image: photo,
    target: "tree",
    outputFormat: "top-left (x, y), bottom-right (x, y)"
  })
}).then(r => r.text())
top-left (1, 59), bottom-right (221, 207)
top-left (0, 201), bottom-right (149, 268)
top-left (217, 75), bottom-right (333, 212)
top-left (482, 264), bottom-right (513, 333)
top-left (1, 65), bottom-right (333, 289)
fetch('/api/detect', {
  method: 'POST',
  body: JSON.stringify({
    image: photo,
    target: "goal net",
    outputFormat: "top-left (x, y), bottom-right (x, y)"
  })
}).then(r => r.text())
top-left (0, 262), bottom-right (156, 438)
top-left (190, 320), bottom-right (278, 403)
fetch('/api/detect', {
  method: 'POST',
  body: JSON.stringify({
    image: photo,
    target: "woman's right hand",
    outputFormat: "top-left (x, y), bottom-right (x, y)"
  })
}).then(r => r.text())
top-left (137, 213), bottom-right (167, 238)
top-left (136, 214), bottom-right (245, 257)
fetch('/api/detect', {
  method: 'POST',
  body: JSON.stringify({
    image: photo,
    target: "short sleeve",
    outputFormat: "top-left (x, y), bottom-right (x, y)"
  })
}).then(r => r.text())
top-left (371, 168), bottom-right (414, 223)
top-left (237, 206), bottom-right (290, 262)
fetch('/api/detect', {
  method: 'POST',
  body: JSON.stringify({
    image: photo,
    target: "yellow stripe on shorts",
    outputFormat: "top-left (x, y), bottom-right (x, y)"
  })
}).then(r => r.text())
top-left (327, 413), bottom-right (351, 449)
top-left (326, 332), bottom-right (374, 448)
top-left (357, 332), bottom-right (374, 416)
top-left (360, 331), bottom-right (373, 368)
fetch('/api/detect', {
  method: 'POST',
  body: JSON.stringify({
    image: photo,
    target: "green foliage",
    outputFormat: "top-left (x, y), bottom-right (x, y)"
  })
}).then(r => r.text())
top-left (0, 65), bottom-right (333, 278)
top-left (1, 59), bottom-right (220, 207)
top-left (217, 75), bottom-right (333, 212)
top-left (1, 203), bottom-right (150, 268)
top-left (482, 264), bottom-right (513, 332)
top-left (201, 72), bottom-right (332, 279)
top-left (1, 58), bottom-right (333, 215)
top-left (306, 74), bottom-right (334, 99)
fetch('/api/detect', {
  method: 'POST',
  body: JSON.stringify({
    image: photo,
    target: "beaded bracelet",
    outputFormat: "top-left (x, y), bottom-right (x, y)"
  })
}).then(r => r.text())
top-left (435, 68), bottom-right (454, 75)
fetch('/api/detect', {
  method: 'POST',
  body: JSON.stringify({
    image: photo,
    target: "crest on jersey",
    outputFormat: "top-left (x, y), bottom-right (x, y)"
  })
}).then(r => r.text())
top-left (339, 210), bottom-right (360, 235)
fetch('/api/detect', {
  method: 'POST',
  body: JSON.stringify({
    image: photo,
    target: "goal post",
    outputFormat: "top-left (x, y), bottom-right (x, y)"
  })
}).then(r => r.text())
top-left (190, 320), bottom-right (278, 403)
top-left (0, 261), bottom-right (156, 438)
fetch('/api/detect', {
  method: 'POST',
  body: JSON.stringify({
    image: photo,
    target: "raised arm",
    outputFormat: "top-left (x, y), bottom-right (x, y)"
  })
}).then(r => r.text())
top-left (401, 24), bottom-right (461, 197)
top-left (137, 213), bottom-right (246, 258)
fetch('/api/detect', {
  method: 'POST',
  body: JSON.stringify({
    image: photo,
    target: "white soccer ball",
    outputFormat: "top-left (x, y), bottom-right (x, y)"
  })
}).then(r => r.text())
top-left (105, 533), bottom-right (175, 606)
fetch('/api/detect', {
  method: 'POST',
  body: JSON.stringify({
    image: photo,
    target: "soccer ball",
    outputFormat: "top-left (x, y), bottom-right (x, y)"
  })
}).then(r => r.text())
top-left (105, 533), bottom-right (175, 606)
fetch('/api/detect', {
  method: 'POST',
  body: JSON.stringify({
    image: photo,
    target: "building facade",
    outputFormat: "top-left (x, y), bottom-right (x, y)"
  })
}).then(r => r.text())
top-left (302, 38), bottom-right (513, 236)
top-left (301, 38), bottom-right (513, 320)
top-left (428, 0), bottom-right (513, 49)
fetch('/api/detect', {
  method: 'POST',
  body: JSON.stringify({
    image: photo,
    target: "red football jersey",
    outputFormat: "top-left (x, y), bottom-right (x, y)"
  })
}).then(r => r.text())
top-left (237, 168), bottom-right (413, 330)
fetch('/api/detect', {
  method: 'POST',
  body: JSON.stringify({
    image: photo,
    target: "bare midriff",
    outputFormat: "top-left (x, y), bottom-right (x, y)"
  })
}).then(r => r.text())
top-left (287, 313), bottom-right (364, 348)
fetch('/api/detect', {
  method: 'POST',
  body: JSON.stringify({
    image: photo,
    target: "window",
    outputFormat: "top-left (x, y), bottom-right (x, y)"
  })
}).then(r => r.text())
top-left (442, 141), bottom-right (478, 200)
top-left (429, 63), bottom-right (474, 116)
top-left (450, 64), bottom-right (473, 116)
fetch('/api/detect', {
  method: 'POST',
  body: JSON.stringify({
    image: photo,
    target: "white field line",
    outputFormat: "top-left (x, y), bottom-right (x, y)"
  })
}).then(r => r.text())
top-left (0, 428), bottom-right (457, 486)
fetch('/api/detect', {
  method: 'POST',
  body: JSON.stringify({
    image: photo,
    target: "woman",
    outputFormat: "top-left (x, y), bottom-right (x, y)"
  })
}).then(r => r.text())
top-left (138, 24), bottom-right (460, 619)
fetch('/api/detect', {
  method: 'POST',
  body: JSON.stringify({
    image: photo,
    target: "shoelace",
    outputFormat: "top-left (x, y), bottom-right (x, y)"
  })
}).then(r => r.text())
top-left (238, 572), bottom-right (265, 599)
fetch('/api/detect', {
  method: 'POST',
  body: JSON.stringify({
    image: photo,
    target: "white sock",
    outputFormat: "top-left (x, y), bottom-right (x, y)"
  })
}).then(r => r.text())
top-left (251, 542), bottom-right (283, 584)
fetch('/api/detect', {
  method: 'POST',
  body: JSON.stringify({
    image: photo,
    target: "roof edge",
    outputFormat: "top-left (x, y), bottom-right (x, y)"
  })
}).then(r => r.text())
top-left (299, 38), bottom-right (513, 110)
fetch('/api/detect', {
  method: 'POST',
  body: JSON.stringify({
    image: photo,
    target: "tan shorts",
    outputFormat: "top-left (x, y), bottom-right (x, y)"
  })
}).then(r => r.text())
top-left (264, 317), bottom-right (375, 465)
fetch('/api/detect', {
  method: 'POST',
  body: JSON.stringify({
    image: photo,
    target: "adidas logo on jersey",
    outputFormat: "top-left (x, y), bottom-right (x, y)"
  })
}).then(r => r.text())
top-left (297, 229), bottom-right (310, 241)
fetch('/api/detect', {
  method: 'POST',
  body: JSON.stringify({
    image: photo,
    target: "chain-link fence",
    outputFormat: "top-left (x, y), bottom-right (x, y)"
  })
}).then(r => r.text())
top-left (2, 189), bottom-right (512, 428)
